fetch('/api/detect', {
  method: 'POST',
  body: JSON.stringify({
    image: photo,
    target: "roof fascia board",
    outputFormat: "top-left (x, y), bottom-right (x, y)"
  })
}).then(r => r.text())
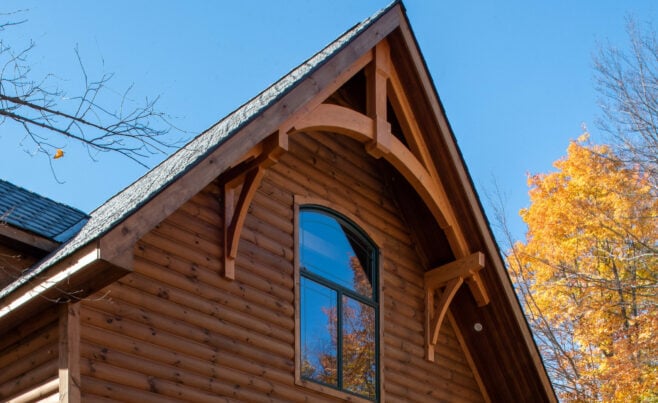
top-left (0, 241), bottom-right (131, 335)
top-left (0, 223), bottom-right (59, 252)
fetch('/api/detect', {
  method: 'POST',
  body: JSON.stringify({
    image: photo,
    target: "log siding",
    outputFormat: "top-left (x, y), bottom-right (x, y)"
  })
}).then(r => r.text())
top-left (0, 307), bottom-right (59, 402)
top-left (77, 131), bottom-right (484, 402)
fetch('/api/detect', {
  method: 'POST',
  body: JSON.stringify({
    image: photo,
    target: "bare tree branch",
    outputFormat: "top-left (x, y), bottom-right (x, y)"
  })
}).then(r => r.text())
top-left (0, 10), bottom-right (180, 168)
top-left (594, 17), bottom-right (658, 192)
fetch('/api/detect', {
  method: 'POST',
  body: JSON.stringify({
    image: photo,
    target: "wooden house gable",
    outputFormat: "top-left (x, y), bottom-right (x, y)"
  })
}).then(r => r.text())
top-left (0, 2), bottom-right (556, 402)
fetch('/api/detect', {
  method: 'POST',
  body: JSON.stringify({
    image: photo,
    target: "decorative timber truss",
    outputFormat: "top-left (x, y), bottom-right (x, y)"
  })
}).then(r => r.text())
top-left (219, 39), bottom-right (490, 361)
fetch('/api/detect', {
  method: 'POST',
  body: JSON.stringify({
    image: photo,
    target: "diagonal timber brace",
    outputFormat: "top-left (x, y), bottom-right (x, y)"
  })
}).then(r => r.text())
top-left (425, 252), bottom-right (489, 361)
top-left (223, 132), bottom-right (288, 279)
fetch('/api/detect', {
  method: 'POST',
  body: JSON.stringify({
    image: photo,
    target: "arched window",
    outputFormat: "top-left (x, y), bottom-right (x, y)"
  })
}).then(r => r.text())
top-left (298, 206), bottom-right (379, 401)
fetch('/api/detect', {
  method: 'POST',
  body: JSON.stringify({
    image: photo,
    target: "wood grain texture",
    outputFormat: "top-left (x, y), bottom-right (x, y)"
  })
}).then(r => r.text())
top-left (0, 308), bottom-right (58, 401)
top-left (76, 130), bottom-right (484, 402)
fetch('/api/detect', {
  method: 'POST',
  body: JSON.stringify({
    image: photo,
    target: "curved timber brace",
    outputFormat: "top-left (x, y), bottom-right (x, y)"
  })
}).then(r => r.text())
top-left (223, 132), bottom-right (288, 279)
top-left (425, 252), bottom-right (489, 361)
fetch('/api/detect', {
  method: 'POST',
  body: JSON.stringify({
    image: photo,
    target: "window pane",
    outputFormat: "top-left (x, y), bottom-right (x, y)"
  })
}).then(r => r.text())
top-left (342, 296), bottom-right (376, 399)
top-left (300, 211), bottom-right (373, 298)
top-left (300, 277), bottom-right (337, 386)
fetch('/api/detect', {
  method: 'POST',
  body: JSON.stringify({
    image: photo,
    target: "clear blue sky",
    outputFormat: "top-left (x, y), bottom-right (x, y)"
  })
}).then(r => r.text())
top-left (1, 0), bottom-right (656, 243)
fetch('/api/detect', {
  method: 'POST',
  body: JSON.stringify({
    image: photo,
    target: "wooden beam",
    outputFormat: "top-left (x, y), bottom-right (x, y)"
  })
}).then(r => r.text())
top-left (58, 302), bottom-right (81, 403)
top-left (287, 101), bottom-right (468, 257)
top-left (0, 224), bottom-right (59, 253)
top-left (224, 167), bottom-right (265, 280)
top-left (426, 276), bottom-right (462, 362)
top-left (424, 252), bottom-right (488, 361)
top-left (286, 103), bottom-right (374, 142)
top-left (223, 132), bottom-right (288, 279)
top-left (365, 40), bottom-right (392, 158)
top-left (387, 59), bottom-right (438, 179)
top-left (425, 251), bottom-right (485, 289)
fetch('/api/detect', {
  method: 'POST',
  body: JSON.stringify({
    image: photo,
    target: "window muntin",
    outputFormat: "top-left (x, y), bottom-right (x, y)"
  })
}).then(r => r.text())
top-left (299, 207), bottom-right (378, 401)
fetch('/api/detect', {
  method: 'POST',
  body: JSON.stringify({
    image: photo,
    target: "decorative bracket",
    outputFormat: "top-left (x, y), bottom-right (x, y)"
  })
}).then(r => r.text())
top-left (223, 132), bottom-right (288, 279)
top-left (425, 252), bottom-right (489, 361)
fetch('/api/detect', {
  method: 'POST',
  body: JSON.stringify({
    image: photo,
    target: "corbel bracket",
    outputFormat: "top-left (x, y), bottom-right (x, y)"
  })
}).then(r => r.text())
top-left (425, 251), bottom-right (489, 361)
top-left (223, 132), bottom-right (288, 279)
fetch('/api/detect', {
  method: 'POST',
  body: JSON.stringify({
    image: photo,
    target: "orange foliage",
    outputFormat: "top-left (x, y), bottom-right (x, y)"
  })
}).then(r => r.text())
top-left (509, 137), bottom-right (657, 401)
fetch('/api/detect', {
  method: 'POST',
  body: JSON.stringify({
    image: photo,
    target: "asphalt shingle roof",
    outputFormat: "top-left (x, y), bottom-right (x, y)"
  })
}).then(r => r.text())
top-left (0, 180), bottom-right (88, 243)
top-left (0, 2), bottom-right (397, 300)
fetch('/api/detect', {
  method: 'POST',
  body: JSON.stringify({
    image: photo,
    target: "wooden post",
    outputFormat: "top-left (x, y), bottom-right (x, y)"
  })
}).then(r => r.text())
top-left (366, 40), bottom-right (392, 158)
top-left (58, 302), bottom-right (81, 403)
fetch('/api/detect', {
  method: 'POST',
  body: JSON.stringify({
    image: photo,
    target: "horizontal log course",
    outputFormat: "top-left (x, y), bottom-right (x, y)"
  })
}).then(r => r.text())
top-left (236, 241), bottom-right (294, 289)
top-left (0, 323), bottom-right (57, 371)
top-left (291, 134), bottom-right (398, 215)
top-left (301, 131), bottom-right (392, 192)
top-left (383, 321), bottom-right (424, 349)
top-left (383, 351), bottom-right (482, 403)
top-left (177, 199), bottom-right (222, 228)
top-left (81, 324), bottom-right (293, 386)
top-left (383, 303), bottom-right (423, 334)
top-left (189, 187), bottom-right (221, 210)
top-left (160, 208), bottom-right (222, 244)
top-left (251, 187), bottom-right (294, 224)
top-left (242, 211), bottom-right (293, 251)
top-left (383, 295), bottom-right (421, 323)
top-left (382, 278), bottom-right (424, 311)
top-left (273, 156), bottom-right (410, 241)
top-left (384, 331), bottom-right (425, 359)
top-left (80, 305), bottom-right (294, 373)
top-left (382, 254), bottom-right (427, 287)
top-left (134, 245), bottom-right (294, 309)
top-left (81, 375), bottom-right (185, 403)
top-left (256, 176), bottom-right (294, 209)
top-left (149, 224), bottom-right (222, 260)
top-left (127, 262), bottom-right (295, 325)
top-left (384, 332), bottom-right (475, 384)
top-left (88, 279), bottom-right (294, 357)
top-left (139, 231), bottom-right (221, 270)
top-left (3, 377), bottom-right (58, 403)
top-left (81, 359), bottom-right (222, 402)
top-left (112, 268), bottom-right (294, 344)
top-left (384, 377), bottom-right (480, 403)
top-left (0, 308), bottom-right (57, 351)
top-left (0, 359), bottom-right (57, 400)
top-left (0, 340), bottom-right (57, 385)
top-left (239, 226), bottom-right (294, 262)
top-left (80, 342), bottom-right (279, 402)
top-left (292, 133), bottom-right (406, 224)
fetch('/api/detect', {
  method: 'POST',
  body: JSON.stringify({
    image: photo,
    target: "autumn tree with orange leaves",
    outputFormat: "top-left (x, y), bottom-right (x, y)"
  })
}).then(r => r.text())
top-left (507, 136), bottom-right (657, 401)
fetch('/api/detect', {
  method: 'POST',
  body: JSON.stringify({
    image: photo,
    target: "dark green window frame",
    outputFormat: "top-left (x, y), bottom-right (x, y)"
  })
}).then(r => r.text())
top-left (299, 206), bottom-right (380, 401)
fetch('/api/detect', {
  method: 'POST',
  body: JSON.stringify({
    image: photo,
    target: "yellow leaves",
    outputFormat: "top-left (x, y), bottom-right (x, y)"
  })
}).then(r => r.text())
top-left (576, 131), bottom-right (590, 143)
top-left (53, 149), bottom-right (64, 159)
top-left (510, 139), bottom-right (658, 401)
